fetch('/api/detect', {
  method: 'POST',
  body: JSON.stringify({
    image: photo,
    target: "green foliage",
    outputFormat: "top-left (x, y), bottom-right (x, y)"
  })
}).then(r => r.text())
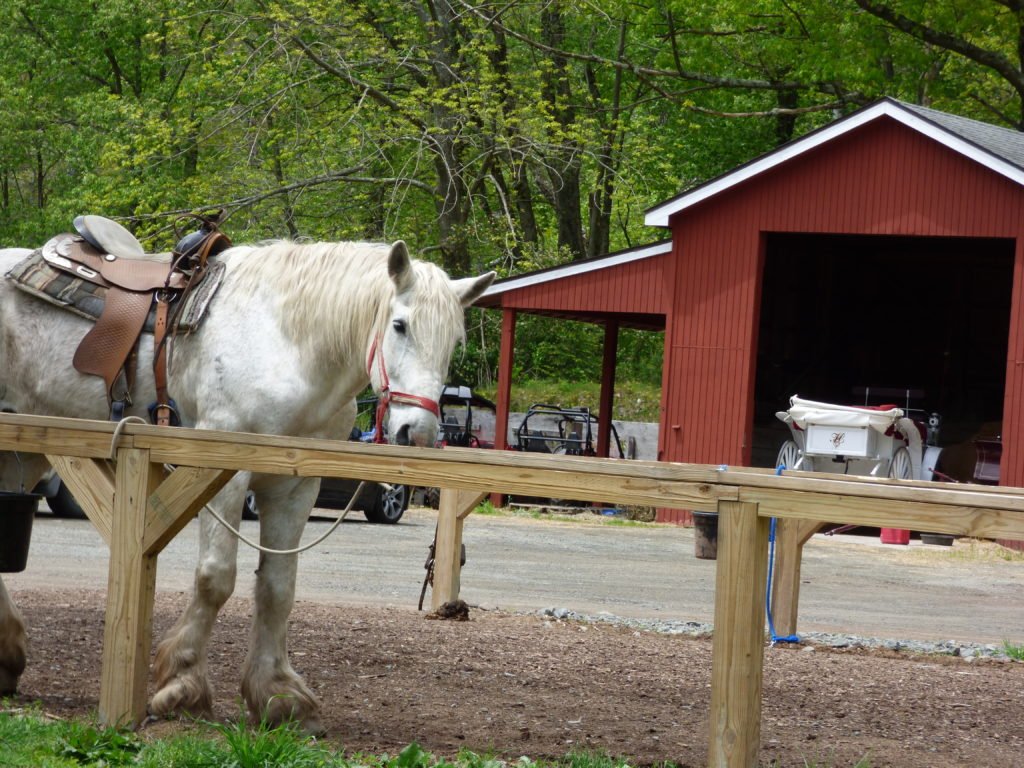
top-left (59, 720), bottom-right (143, 766)
top-left (203, 709), bottom-right (333, 768)
top-left (1002, 641), bottom-right (1024, 661)
top-left (0, 0), bottom-right (1021, 389)
top-left (478, 379), bottom-right (661, 423)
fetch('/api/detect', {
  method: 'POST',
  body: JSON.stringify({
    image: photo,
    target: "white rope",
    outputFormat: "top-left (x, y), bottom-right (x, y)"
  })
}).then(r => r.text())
top-left (110, 415), bottom-right (148, 459)
top-left (109, 415), bottom-right (365, 555)
top-left (195, 479), bottom-right (367, 556)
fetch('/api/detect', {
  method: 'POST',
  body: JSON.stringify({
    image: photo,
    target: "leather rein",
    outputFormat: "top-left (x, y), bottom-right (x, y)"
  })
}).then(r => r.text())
top-left (366, 335), bottom-right (440, 444)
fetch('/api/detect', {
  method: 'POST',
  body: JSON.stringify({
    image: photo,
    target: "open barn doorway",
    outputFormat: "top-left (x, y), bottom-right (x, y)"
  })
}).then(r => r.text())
top-left (752, 232), bottom-right (1015, 480)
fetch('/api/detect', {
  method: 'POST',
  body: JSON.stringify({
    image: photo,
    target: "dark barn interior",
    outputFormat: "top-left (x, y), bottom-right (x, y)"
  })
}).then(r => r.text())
top-left (752, 233), bottom-right (1015, 474)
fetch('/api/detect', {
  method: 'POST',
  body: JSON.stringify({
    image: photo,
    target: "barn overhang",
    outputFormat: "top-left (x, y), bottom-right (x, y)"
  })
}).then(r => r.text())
top-left (476, 239), bottom-right (671, 329)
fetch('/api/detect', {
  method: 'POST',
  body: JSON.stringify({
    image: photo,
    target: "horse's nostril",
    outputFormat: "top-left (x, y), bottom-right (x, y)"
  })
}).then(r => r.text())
top-left (395, 424), bottom-right (412, 445)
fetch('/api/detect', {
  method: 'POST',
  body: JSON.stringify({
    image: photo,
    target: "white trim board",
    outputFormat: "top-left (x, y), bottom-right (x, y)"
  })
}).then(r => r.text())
top-left (481, 240), bottom-right (672, 298)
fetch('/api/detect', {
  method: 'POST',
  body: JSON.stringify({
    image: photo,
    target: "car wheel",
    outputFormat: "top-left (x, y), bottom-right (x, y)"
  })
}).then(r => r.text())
top-left (424, 486), bottom-right (440, 509)
top-left (48, 481), bottom-right (87, 519)
top-left (364, 483), bottom-right (409, 524)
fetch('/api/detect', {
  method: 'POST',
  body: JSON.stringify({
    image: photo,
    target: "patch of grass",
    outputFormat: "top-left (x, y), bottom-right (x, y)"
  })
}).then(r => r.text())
top-left (918, 538), bottom-right (1024, 563)
top-left (472, 499), bottom-right (501, 516)
top-left (203, 708), bottom-right (334, 768)
top-left (0, 709), bottom-right (878, 768)
top-left (1003, 641), bottom-right (1024, 660)
top-left (0, 706), bottom-right (79, 767)
top-left (477, 379), bottom-right (661, 423)
top-left (58, 719), bottom-right (143, 766)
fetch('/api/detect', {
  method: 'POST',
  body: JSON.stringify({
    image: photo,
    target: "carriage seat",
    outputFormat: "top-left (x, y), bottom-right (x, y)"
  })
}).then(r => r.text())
top-left (73, 215), bottom-right (171, 263)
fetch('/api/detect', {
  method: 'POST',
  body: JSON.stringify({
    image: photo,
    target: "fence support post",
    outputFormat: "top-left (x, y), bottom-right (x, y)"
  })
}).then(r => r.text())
top-left (433, 489), bottom-right (487, 610)
top-left (99, 447), bottom-right (162, 726)
top-left (770, 519), bottom-right (824, 638)
top-left (709, 499), bottom-right (770, 768)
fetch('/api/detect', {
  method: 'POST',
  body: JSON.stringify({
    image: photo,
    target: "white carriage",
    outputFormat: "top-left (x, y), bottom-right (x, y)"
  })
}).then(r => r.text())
top-left (775, 395), bottom-right (942, 481)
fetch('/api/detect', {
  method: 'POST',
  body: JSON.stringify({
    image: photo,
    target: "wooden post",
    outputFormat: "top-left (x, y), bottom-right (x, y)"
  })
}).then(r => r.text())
top-left (709, 500), bottom-right (770, 768)
top-left (490, 309), bottom-right (517, 507)
top-left (99, 447), bottom-right (163, 726)
top-left (769, 519), bottom-right (824, 638)
top-left (597, 319), bottom-right (619, 458)
top-left (432, 489), bottom-right (487, 610)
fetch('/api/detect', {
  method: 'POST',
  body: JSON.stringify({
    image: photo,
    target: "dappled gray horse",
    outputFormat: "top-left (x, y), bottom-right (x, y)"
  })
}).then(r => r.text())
top-left (0, 236), bottom-right (493, 730)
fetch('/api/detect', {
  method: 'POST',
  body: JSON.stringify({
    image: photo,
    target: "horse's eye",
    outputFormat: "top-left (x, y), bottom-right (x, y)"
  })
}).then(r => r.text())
top-left (392, 319), bottom-right (407, 334)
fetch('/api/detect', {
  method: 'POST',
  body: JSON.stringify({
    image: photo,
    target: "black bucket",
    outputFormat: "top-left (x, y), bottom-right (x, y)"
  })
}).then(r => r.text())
top-left (0, 493), bottom-right (38, 573)
top-left (693, 511), bottom-right (719, 560)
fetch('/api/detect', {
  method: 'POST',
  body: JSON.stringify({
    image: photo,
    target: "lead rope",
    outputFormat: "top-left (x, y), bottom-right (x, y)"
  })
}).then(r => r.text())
top-left (108, 415), bottom-right (362, 555)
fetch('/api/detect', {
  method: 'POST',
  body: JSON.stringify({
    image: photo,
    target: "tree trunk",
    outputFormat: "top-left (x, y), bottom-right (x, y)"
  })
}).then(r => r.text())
top-left (541, 4), bottom-right (585, 259)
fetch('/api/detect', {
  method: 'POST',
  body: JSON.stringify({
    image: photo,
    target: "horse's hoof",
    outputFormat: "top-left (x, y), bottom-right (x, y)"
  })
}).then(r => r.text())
top-left (0, 668), bottom-right (19, 695)
top-left (300, 716), bottom-right (325, 737)
top-left (148, 676), bottom-right (213, 719)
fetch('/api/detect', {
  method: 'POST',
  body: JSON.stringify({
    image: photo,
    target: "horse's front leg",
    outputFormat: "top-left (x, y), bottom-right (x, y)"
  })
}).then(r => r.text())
top-left (0, 575), bottom-right (26, 693)
top-left (241, 475), bottom-right (322, 732)
top-left (150, 472), bottom-right (250, 718)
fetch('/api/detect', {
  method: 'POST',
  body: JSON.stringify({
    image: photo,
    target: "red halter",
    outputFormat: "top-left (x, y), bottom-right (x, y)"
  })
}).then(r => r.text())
top-left (366, 335), bottom-right (441, 444)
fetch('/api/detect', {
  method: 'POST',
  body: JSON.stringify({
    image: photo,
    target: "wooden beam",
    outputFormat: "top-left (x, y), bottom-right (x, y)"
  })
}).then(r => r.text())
top-left (742, 485), bottom-right (1024, 540)
top-left (709, 500), bottom-right (770, 768)
top-left (0, 413), bottom-right (132, 458)
top-left (143, 466), bottom-right (236, 555)
top-left (99, 447), bottom-right (162, 726)
top-left (45, 455), bottom-right (114, 546)
top-left (769, 518), bottom-right (825, 639)
top-left (432, 489), bottom-right (486, 610)
top-left (128, 430), bottom-right (735, 511)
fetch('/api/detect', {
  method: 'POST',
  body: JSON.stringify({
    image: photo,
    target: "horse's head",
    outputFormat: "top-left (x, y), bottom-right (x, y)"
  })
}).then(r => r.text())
top-left (369, 242), bottom-right (494, 447)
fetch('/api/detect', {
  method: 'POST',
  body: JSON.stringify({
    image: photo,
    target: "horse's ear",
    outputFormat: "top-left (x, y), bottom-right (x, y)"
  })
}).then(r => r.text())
top-left (452, 271), bottom-right (496, 307)
top-left (388, 241), bottom-right (414, 293)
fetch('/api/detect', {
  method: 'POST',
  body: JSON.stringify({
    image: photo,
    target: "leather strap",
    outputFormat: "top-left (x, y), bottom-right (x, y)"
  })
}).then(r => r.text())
top-left (366, 335), bottom-right (440, 444)
top-left (153, 296), bottom-right (172, 426)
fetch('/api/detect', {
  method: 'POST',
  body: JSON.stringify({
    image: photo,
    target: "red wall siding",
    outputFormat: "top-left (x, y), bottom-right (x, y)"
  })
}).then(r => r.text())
top-left (501, 253), bottom-right (671, 315)
top-left (664, 118), bottom-right (1024, 483)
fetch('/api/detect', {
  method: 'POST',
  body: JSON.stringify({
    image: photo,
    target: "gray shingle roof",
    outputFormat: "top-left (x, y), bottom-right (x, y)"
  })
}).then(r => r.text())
top-left (890, 99), bottom-right (1024, 171)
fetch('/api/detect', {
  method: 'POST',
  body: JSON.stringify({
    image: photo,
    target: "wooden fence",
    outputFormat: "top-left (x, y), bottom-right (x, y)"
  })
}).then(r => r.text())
top-left (2, 412), bottom-right (1024, 768)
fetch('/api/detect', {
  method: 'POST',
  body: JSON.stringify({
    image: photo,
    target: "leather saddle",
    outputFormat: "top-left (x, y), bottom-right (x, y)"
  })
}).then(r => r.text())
top-left (40, 215), bottom-right (231, 424)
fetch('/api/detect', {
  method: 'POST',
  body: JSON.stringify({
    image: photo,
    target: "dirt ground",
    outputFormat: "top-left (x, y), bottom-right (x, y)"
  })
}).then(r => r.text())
top-left (7, 586), bottom-right (1024, 768)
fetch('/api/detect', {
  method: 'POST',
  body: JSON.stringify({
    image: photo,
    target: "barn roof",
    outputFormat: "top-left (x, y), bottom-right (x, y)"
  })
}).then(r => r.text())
top-left (479, 239), bottom-right (671, 299)
top-left (644, 97), bottom-right (1024, 227)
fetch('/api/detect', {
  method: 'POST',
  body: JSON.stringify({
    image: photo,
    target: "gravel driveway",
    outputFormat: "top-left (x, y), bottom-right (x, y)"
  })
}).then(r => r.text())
top-left (8, 506), bottom-right (1024, 647)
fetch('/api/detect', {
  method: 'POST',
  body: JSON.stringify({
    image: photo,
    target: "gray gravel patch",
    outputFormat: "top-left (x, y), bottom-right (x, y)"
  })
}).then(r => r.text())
top-left (536, 606), bottom-right (1019, 661)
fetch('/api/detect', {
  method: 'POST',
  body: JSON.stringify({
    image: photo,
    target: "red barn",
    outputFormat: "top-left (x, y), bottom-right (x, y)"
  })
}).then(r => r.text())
top-left (477, 98), bottom-right (1024, 544)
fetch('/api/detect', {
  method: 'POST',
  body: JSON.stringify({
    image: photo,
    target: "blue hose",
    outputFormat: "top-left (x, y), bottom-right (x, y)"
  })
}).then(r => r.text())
top-left (766, 465), bottom-right (801, 645)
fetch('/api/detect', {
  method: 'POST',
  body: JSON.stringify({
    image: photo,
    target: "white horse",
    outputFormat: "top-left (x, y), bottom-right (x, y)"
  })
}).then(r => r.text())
top-left (0, 238), bottom-right (494, 730)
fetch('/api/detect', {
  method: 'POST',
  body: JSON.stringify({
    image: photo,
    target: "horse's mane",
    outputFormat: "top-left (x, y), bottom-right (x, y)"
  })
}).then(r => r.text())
top-left (227, 241), bottom-right (466, 371)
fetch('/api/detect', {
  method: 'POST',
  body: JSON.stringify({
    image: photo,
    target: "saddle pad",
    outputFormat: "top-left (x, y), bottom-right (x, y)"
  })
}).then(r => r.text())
top-left (5, 249), bottom-right (225, 334)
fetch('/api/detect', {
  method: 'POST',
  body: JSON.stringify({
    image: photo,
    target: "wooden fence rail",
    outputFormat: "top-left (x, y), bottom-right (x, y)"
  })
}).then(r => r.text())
top-left (2, 412), bottom-right (1023, 768)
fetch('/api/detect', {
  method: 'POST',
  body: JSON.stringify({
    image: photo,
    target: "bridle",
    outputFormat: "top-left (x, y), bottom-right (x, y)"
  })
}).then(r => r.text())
top-left (366, 334), bottom-right (441, 444)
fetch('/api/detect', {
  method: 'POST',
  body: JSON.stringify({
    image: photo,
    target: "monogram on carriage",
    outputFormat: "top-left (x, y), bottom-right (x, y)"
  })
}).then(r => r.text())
top-left (0, 214), bottom-right (494, 731)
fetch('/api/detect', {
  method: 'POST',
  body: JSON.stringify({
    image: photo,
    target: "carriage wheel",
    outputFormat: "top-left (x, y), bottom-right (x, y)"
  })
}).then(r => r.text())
top-left (776, 439), bottom-right (804, 471)
top-left (888, 446), bottom-right (913, 480)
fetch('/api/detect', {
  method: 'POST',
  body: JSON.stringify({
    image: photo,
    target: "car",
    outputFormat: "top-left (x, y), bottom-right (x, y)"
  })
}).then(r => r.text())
top-left (314, 475), bottom-right (410, 524)
top-left (33, 473), bottom-right (87, 519)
